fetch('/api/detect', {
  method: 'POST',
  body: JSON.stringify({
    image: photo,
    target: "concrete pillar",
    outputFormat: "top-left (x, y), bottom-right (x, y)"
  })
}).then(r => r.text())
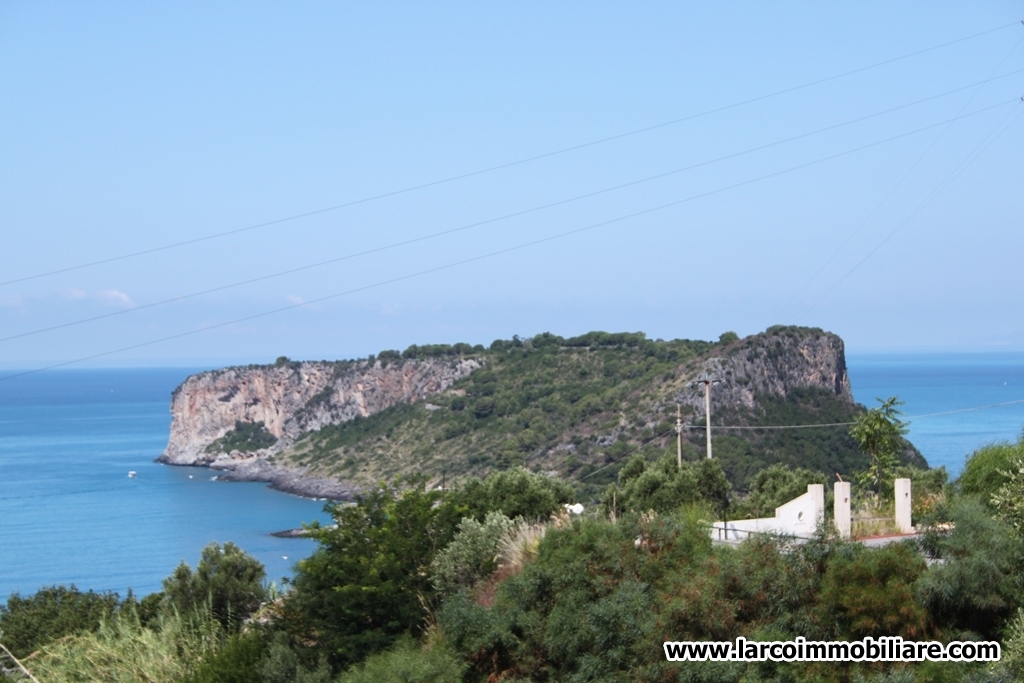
top-left (808, 484), bottom-right (824, 531)
top-left (834, 481), bottom-right (851, 540)
top-left (895, 478), bottom-right (913, 534)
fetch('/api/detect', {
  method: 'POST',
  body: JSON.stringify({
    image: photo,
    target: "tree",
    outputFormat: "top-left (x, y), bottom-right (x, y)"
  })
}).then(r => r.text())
top-left (0, 585), bottom-right (120, 658)
top-left (163, 542), bottom-right (267, 630)
top-left (430, 511), bottom-right (516, 598)
top-left (736, 464), bottom-right (827, 518)
top-left (989, 456), bottom-right (1024, 533)
top-left (959, 436), bottom-right (1024, 506)
top-left (602, 454), bottom-right (729, 517)
top-left (284, 482), bottom-right (461, 670)
top-left (446, 466), bottom-right (574, 522)
top-left (850, 396), bottom-right (907, 494)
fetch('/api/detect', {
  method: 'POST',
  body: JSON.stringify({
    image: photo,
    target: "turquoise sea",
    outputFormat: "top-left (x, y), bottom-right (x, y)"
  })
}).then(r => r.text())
top-left (1, 354), bottom-right (1023, 602)
top-left (0, 368), bottom-right (331, 603)
top-left (848, 353), bottom-right (1024, 475)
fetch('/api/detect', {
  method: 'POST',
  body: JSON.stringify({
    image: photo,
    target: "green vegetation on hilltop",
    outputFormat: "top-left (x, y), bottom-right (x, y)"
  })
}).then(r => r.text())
top-left (282, 328), bottom-right (918, 493)
top-left (286, 331), bottom-right (715, 485)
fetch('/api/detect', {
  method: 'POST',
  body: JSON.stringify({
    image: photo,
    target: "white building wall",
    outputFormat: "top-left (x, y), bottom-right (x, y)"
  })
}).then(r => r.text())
top-left (712, 484), bottom-right (824, 542)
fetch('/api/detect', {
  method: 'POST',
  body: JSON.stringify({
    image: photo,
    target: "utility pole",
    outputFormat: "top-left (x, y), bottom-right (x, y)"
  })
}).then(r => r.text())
top-left (688, 373), bottom-right (721, 459)
top-left (676, 404), bottom-right (682, 469)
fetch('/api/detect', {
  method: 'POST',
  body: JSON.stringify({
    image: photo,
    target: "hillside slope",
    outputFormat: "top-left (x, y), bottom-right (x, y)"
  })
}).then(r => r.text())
top-left (158, 326), bottom-right (926, 496)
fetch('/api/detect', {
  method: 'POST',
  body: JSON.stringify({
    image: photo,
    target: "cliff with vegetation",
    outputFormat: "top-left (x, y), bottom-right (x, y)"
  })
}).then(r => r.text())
top-left (157, 354), bottom-right (482, 496)
top-left (158, 326), bottom-right (923, 497)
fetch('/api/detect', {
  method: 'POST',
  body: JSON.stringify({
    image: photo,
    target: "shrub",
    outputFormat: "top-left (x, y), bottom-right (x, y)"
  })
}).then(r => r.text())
top-left (204, 421), bottom-right (277, 454)
top-left (817, 542), bottom-right (928, 640)
top-left (162, 542), bottom-right (267, 631)
top-left (284, 482), bottom-right (461, 670)
top-left (187, 631), bottom-right (264, 683)
top-left (958, 438), bottom-right (1024, 505)
top-left (603, 454), bottom-right (729, 517)
top-left (447, 467), bottom-right (574, 522)
top-left (26, 608), bottom-right (219, 683)
top-left (0, 584), bottom-right (121, 658)
top-left (430, 512), bottom-right (516, 598)
top-left (336, 636), bottom-right (466, 683)
top-left (916, 498), bottom-right (1024, 637)
top-left (734, 463), bottom-right (827, 519)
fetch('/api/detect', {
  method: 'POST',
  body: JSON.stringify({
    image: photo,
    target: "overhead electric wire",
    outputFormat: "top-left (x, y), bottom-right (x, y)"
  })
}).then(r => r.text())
top-left (576, 397), bottom-right (1024, 483)
top-left (1, 97), bottom-right (1017, 382)
top-left (7, 73), bottom-right (1023, 345)
top-left (2, 20), bottom-right (1020, 289)
top-left (797, 98), bottom-right (1024, 316)
top-left (684, 398), bottom-right (1024, 430)
top-left (775, 33), bottom-right (1024, 322)
top-left (577, 428), bottom-right (677, 482)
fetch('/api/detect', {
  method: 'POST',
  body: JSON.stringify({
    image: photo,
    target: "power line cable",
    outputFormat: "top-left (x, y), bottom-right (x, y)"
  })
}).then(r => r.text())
top-left (574, 395), bottom-right (1024, 482)
top-left (2, 20), bottom-right (1020, 288)
top-left (577, 428), bottom-right (677, 482)
top-left (570, 399), bottom-right (1024, 489)
top-left (683, 397), bottom-right (1024, 430)
top-left (1, 97), bottom-right (1015, 382)
top-left (6, 73), bottom-right (1022, 345)
top-left (774, 31), bottom-right (1024, 321)
top-left (773, 33), bottom-right (1024, 322)
top-left (797, 98), bottom-right (1023, 315)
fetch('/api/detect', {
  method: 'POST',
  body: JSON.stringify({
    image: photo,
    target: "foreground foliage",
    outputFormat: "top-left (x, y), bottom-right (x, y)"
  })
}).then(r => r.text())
top-left (0, 584), bottom-right (121, 659)
top-left (8, 433), bottom-right (1024, 681)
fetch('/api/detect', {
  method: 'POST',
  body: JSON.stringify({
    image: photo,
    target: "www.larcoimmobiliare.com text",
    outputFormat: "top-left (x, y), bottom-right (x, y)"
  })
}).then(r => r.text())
top-left (664, 636), bottom-right (1000, 663)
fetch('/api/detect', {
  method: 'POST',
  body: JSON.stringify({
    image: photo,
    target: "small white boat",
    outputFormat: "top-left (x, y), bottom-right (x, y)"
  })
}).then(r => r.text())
top-left (128, 471), bottom-right (137, 478)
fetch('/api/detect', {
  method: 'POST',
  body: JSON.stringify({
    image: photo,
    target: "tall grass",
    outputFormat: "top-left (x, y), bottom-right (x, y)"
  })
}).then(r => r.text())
top-left (495, 519), bottom-right (547, 575)
top-left (24, 607), bottom-right (222, 683)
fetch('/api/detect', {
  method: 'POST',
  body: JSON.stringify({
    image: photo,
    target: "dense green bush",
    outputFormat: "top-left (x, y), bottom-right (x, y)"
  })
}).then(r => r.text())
top-left (430, 511), bottom-right (516, 598)
top-left (204, 420), bottom-right (277, 454)
top-left (335, 637), bottom-right (466, 683)
top-left (0, 584), bottom-right (121, 658)
top-left (958, 437), bottom-right (1024, 505)
top-left (602, 454), bottom-right (729, 516)
top-left (163, 541), bottom-right (267, 631)
top-left (283, 482), bottom-right (462, 670)
top-left (818, 541), bottom-right (928, 640)
top-left (733, 463), bottom-right (828, 519)
top-left (447, 466), bottom-right (574, 522)
top-left (440, 511), bottom-right (715, 681)
top-left (916, 498), bottom-right (1024, 638)
top-left (187, 631), bottom-right (265, 683)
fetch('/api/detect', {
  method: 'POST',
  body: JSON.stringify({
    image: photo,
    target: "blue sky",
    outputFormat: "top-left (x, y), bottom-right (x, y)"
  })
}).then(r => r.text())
top-left (1, 3), bottom-right (1022, 368)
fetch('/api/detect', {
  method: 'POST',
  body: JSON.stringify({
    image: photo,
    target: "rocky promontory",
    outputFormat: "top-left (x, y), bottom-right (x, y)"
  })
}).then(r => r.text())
top-left (158, 327), bottom-right (900, 498)
top-left (157, 355), bottom-right (481, 497)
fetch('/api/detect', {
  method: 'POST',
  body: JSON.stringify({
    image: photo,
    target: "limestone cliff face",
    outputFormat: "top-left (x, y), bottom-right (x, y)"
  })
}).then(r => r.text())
top-left (158, 357), bottom-right (481, 467)
top-left (672, 326), bottom-right (852, 416)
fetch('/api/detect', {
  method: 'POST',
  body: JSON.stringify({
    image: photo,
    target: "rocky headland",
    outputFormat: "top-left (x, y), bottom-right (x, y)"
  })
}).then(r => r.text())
top-left (157, 355), bottom-right (481, 497)
top-left (157, 327), bottom-right (892, 499)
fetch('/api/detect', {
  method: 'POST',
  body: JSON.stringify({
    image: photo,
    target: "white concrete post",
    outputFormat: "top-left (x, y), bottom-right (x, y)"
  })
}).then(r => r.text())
top-left (808, 484), bottom-right (824, 531)
top-left (834, 481), bottom-right (851, 540)
top-left (895, 478), bottom-right (913, 534)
